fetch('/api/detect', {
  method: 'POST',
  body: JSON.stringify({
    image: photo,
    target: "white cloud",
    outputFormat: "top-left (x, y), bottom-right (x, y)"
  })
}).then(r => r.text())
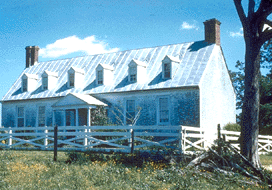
top-left (39, 35), bottom-right (119, 58)
top-left (180, 21), bottom-right (199, 30)
top-left (230, 28), bottom-right (243, 37)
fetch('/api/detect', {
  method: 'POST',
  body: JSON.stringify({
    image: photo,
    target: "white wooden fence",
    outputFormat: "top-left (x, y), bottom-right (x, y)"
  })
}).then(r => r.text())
top-left (0, 126), bottom-right (271, 154)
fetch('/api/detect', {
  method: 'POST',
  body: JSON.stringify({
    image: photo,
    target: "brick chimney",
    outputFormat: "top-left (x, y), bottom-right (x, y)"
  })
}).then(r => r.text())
top-left (203, 19), bottom-right (221, 45)
top-left (25, 46), bottom-right (40, 68)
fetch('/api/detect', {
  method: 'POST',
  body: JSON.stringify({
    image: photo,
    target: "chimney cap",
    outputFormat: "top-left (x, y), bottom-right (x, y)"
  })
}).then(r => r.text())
top-left (203, 18), bottom-right (221, 25)
top-left (25, 46), bottom-right (40, 50)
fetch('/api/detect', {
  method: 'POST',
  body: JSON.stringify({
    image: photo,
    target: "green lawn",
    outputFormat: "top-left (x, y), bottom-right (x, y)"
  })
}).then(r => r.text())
top-left (0, 150), bottom-right (271, 189)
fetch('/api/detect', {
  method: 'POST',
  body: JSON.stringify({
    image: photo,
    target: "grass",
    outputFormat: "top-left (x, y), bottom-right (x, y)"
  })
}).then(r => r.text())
top-left (0, 150), bottom-right (271, 189)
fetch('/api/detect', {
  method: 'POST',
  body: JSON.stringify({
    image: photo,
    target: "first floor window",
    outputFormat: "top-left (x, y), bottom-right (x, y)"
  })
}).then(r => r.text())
top-left (97, 70), bottom-right (103, 85)
top-left (38, 106), bottom-right (46, 127)
top-left (159, 97), bottom-right (169, 123)
top-left (126, 100), bottom-right (135, 125)
top-left (17, 107), bottom-right (25, 127)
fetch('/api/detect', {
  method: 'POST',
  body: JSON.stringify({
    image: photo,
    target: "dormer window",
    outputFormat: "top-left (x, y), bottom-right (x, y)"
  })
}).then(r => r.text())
top-left (69, 73), bottom-right (75, 87)
top-left (162, 55), bottom-right (180, 79)
top-left (22, 78), bottom-right (27, 92)
top-left (42, 76), bottom-right (48, 90)
top-left (97, 70), bottom-right (103, 85)
top-left (96, 63), bottom-right (114, 86)
top-left (129, 66), bottom-right (137, 82)
top-left (42, 70), bottom-right (58, 90)
top-left (67, 67), bottom-right (85, 88)
top-left (128, 59), bottom-right (147, 83)
top-left (21, 73), bottom-right (38, 92)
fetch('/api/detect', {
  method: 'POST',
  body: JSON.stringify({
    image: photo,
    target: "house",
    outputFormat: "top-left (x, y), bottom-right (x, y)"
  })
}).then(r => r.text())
top-left (1, 19), bottom-right (236, 141)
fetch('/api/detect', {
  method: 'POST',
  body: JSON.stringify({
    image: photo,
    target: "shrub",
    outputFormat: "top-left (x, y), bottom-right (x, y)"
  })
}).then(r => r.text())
top-left (223, 123), bottom-right (241, 132)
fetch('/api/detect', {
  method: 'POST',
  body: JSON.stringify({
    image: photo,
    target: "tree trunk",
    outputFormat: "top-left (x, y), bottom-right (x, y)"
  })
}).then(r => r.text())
top-left (240, 40), bottom-right (261, 168)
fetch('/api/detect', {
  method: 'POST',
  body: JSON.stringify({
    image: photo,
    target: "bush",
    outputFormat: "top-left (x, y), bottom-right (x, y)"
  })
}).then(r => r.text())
top-left (223, 123), bottom-right (241, 132)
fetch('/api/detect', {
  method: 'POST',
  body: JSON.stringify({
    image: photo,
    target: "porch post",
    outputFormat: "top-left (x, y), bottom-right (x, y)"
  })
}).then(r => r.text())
top-left (87, 108), bottom-right (91, 127)
top-left (52, 110), bottom-right (55, 127)
top-left (63, 110), bottom-right (66, 127)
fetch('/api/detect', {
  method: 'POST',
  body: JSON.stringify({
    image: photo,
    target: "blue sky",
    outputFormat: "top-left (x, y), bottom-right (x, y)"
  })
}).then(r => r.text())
top-left (0, 0), bottom-right (254, 124)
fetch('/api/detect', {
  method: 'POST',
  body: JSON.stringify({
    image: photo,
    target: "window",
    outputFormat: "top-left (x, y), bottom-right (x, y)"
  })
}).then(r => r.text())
top-left (38, 106), bottom-right (46, 127)
top-left (159, 98), bottom-right (169, 123)
top-left (66, 109), bottom-right (76, 126)
top-left (69, 73), bottom-right (75, 87)
top-left (17, 107), bottom-right (25, 127)
top-left (42, 76), bottom-right (48, 90)
top-left (129, 66), bottom-right (137, 82)
top-left (126, 100), bottom-right (135, 125)
top-left (97, 70), bottom-right (103, 85)
top-left (22, 78), bottom-right (27, 92)
top-left (164, 63), bottom-right (171, 79)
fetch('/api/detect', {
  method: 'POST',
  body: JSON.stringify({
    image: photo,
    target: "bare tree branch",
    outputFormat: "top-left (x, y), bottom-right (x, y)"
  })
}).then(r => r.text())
top-left (248, 0), bottom-right (255, 18)
top-left (233, 0), bottom-right (248, 28)
top-left (259, 28), bottom-right (272, 46)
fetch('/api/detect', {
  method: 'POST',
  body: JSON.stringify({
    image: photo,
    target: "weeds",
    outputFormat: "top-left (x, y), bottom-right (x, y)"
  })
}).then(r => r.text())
top-left (0, 150), bottom-right (271, 189)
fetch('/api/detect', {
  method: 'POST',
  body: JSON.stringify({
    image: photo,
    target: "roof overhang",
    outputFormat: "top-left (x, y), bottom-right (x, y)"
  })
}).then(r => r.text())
top-left (52, 93), bottom-right (108, 110)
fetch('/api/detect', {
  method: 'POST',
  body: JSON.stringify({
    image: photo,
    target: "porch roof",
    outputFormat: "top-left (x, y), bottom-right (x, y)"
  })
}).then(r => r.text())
top-left (52, 93), bottom-right (107, 109)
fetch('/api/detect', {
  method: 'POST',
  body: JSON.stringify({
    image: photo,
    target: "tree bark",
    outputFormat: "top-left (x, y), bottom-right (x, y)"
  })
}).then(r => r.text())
top-left (240, 39), bottom-right (261, 168)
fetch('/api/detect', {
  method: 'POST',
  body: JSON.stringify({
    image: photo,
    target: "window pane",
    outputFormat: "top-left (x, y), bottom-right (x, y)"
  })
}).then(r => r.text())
top-left (126, 100), bottom-right (135, 125)
top-left (129, 67), bottom-right (137, 82)
top-left (18, 107), bottom-right (24, 127)
top-left (69, 73), bottom-right (75, 87)
top-left (18, 107), bottom-right (24, 117)
top-left (159, 98), bottom-right (169, 122)
top-left (42, 76), bottom-right (48, 90)
top-left (22, 78), bottom-right (27, 92)
top-left (38, 106), bottom-right (46, 126)
top-left (97, 70), bottom-right (103, 84)
top-left (164, 63), bottom-right (170, 78)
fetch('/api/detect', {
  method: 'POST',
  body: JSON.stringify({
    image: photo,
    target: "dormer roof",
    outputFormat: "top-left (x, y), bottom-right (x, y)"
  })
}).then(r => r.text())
top-left (129, 59), bottom-right (147, 67)
top-left (97, 63), bottom-right (114, 71)
top-left (68, 66), bottom-right (85, 75)
top-left (162, 55), bottom-right (180, 63)
top-left (22, 73), bottom-right (38, 80)
top-left (42, 70), bottom-right (58, 77)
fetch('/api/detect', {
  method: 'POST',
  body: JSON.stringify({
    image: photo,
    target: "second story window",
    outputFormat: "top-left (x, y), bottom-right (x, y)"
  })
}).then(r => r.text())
top-left (69, 73), bottom-right (75, 87)
top-left (42, 76), bottom-right (48, 90)
top-left (129, 66), bottom-right (137, 82)
top-left (163, 63), bottom-right (171, 79)
top-left (22, 78), bottom-right (27, 92)
top-left (97, 70), bottom-right (103, 85)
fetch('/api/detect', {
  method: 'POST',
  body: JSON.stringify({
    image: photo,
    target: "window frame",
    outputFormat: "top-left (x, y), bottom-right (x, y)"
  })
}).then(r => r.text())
top-left (163, 62), bottom-right (171, 79)
top-left (97, 69), bottom-right (103, 85)
top-left (129, 65), bottom-right (137, 83)
top-left (17, 106), bottom-right (25, 127)
top-left (42, 76), bottom-right (48, 90)
top-left (22, 78), bottom-right (27, 92)
top-left (158, 97), bottom-right (170, 125)
top-left (68, 73), bottom-right (75, 88)
top-left (38, 106), bottom-right (46, 127)
top-left (126, 100), bottom-right (136, 125)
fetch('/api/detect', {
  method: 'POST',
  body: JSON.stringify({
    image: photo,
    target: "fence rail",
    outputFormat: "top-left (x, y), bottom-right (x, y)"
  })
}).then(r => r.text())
top-left (0, 126), bottom-right (271, 154)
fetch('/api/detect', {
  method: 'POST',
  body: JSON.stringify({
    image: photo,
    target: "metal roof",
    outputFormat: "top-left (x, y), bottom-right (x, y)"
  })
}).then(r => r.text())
top-left (2, 40), bottom-right (217, 102)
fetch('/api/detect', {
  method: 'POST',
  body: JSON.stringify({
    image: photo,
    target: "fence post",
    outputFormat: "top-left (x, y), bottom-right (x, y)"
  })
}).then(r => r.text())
top-left (44, 127), bottom-right (48, 148)
top-left (179, 126), bottom-right (183, 154)
top-left (8, 127), bottom-right (12, 148)
top-left (217, 124), bottom-right (221, 140)
top-left (130, 129), bottom-right (134, 154)
top-left (84, 128), bottom-right (88, 147)
top-left (182, 128), bottom-right (186, 153)
top-left (54, 125), bottom-right (58, 161)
